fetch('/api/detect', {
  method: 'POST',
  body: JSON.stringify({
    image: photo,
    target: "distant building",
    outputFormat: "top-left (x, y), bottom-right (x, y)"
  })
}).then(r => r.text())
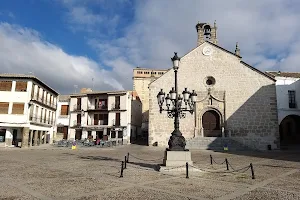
top-left (55, 95), bottom-right (70, 141)
top-left (132, 68), bottom-right (168, 137)
top-left (0, 74), bottom-right (58, 148)
top-left (68, 89), bottom-right (142, 144)
top-left (266, 71), bottom-right (300, 147)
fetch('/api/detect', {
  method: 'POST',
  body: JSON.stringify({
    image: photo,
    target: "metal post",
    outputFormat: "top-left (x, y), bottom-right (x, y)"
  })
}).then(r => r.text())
top-left (127, 152), bottom-right (129, 163)
top-left (186, 162), bottom-right (189, 179)
top-left (210, 155), bottom-right (213, 165)
top-left (120, 161), bottom-right (124, 178)
top-left (174, 69), bottom-right (180, 134)
top-left (225, 158), bottom-right (229, 170)
top-left (250, 163), bottom-right (255, 179)
top-left (124, 156), bottom-right (127, 169)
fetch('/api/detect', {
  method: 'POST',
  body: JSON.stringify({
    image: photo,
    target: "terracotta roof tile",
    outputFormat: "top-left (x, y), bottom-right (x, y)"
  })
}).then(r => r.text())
top-left (266, 71), bottom-right (300, 78)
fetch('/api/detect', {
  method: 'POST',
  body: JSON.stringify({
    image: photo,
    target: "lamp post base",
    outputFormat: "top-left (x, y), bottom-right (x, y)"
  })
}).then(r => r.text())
top-left (168, 130), bottom-right (187, 151)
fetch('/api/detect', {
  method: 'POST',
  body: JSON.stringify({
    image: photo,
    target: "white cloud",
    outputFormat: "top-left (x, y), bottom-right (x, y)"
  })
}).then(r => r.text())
top-left (0, 23), bottom-right (124, 94)
top-left (2, 1), bottom-right (300, 95)
top-left (67, 7), bottom-right (103, 25)
top-left (84, 0), bottom-right (300, 78)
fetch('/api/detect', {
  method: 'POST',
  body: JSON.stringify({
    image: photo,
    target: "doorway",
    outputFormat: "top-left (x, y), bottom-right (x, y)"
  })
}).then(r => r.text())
top-left (12, 129), bottom-right (18, 146)
top-left (96, 131), bottom-right (103, 140)
top-left (279, 115), bottom-right (300, 146)
top-left (202, 110), bottom-right (221, 137)
top-left (75, 129), bottom-right (82, 140)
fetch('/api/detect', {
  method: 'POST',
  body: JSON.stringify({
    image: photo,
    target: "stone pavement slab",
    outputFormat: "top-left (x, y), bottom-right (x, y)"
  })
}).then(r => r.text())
top-left (0, 145), bottom-right (299, 200)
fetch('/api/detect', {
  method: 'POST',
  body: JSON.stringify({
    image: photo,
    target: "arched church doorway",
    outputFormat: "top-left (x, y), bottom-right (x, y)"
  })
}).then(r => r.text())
top-left (279, 115), bottom-right (300, 146)
top-left (202, 110), bottom-right (221, 137)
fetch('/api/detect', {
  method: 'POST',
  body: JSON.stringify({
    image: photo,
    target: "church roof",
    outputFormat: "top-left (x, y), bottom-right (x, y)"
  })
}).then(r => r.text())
top-left (149, 41), bottom-right (276, 85)
top-left (265, 71), bottom-right (300, 78)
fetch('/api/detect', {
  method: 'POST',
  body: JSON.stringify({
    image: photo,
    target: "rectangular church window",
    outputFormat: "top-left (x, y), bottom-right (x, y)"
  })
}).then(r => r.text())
top-left (288, 90), bottom-right (296, 108)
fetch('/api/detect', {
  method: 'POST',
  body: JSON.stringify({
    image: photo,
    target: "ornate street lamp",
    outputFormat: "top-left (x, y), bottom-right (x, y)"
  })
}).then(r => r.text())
top-left (157, 52), bottom-right (197, 151)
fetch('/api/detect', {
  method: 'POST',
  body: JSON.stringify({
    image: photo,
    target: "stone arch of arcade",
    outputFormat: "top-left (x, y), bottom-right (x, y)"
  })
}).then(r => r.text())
top-left (279, 114), bottom-right (300, 146)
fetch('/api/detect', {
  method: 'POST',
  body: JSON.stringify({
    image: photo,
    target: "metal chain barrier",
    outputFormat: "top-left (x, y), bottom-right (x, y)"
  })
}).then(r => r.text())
top-left (189, 163), bottom-right (251, 174)
top-left (212, 157), bottom-right (226, 165)
top-left (120, 153), bottom-right (255, 179)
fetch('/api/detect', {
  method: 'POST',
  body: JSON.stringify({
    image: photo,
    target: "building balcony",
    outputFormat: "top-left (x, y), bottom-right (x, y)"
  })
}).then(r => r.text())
top-left (87, 104), bottom-right (108, 111)
top-left (112, 119), bottom-right (121, 127)
top-left (71, 104), bottom-right (82, 112)
top-left (29, 115), bottom-right (53, 126)
top-left (111, 103), bottom-right (120, 110)
top-left (30, 93), bottom-right (57, 109)
top-left (71, 120), bottom-right (82, 128)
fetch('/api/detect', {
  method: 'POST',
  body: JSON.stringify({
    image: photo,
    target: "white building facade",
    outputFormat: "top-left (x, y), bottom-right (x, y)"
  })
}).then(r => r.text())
top-left (68, 90), bottom-right (142, 144)
top-left (0, 74), bottom-right (58, 148)
top-left (55, 95), bottom-right (70, 141)
top-left (266, 71), bottom-right (300, 146)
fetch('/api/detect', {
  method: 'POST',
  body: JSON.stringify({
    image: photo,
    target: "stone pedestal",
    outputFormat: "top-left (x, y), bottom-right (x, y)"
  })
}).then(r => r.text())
top-left (159, 150), bottom-right (202, 174)
top-left (163, 150), bottom-right (193, 167)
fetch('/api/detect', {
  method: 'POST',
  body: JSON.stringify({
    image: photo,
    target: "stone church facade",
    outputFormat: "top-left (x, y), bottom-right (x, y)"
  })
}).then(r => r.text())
top-left (148, 21), bottom-right (279, 150)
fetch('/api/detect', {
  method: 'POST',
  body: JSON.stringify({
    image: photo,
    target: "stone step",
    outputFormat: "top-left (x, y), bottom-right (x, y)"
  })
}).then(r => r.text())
top-left (186, 137), bottom-right (251, 151)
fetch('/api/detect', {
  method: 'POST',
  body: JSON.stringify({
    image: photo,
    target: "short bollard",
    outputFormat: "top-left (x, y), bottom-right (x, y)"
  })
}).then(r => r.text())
top-left (186, 162), bottom-right (189, 179)
top-left (127, 152), bottom-right (130, 163)
top-left (250, 163), bottom-right (255, 179)
top-left (120, 161), bottom-right (124, 178)
top-left (210, 155), bottom-right (213, 165)
top-left (225, 158), bottom-right (229, 170)
top-left (124, 156), bottom-right (127, 169)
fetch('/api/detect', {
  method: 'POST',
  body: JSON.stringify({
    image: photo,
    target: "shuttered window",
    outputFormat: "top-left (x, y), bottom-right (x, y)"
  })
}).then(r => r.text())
top-left (60, 105), bottom-right (69, 115)
top-left (15, 81), bottom-right (27, 92)
top-left (0, 102), bottom-right (9, 114)
top-left (0, 81), bottom-right (12, 91)
top-left (11, 103), bottom-right (24, 114)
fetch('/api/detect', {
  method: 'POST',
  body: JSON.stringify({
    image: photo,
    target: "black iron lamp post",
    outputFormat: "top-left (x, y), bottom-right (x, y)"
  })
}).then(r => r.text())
top-left (157, 52), bottom-right (197, 151)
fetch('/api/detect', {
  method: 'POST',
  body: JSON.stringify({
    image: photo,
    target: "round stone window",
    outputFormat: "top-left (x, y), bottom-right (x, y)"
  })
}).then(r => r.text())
top-left (205, 76), bottom-right (216, 86)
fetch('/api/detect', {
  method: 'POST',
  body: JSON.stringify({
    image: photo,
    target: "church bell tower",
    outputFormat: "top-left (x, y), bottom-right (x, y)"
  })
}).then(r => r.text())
top-left (196, 20), bottom-right (218, 46)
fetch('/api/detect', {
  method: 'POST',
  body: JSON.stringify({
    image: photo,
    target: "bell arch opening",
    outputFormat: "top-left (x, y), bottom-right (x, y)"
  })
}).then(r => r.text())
top-left (202, 110), bottom-right (221, 137)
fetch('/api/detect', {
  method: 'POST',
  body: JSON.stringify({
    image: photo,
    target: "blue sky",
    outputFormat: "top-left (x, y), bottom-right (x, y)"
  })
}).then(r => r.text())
top-left (0, 0), bottom-right (134, 64)
top-left (0, 0), bottom-right (299, 94)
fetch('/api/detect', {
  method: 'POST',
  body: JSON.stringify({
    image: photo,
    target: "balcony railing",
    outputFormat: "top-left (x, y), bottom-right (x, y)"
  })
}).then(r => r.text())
top-left (72, 120), bottom-right (81, 127)
top-left (112, 119), bottom-right (120, 126)
top-left (31, 93), bottom-right (57, 108)
top-left (92, 120), bottom-right (108, 126)
top-left (29, 115), bottom-right (54, 125)
top-left (111, 103), bottom-right (120, 110)
top-left (87, 104), bottom-right (108, 110)
top-left (72, 104), bottom-right (82, 111)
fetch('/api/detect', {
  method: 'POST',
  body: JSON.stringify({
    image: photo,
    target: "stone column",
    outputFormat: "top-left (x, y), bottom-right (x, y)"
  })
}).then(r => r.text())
top-left (34, 130), bottom-right (38, 146)
top-left (39, 131), bottom-right (43, 145)
top-left (21, 127), bottom-right (29, 148)
top-left (43, 132), bottom-right (47, 144)
top-left (29, 130), bottom-right (33, 147)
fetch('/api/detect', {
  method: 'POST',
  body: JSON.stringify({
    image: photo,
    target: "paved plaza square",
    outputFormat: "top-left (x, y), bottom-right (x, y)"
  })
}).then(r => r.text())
top-left (0, 145), bottom-right (300, 200)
